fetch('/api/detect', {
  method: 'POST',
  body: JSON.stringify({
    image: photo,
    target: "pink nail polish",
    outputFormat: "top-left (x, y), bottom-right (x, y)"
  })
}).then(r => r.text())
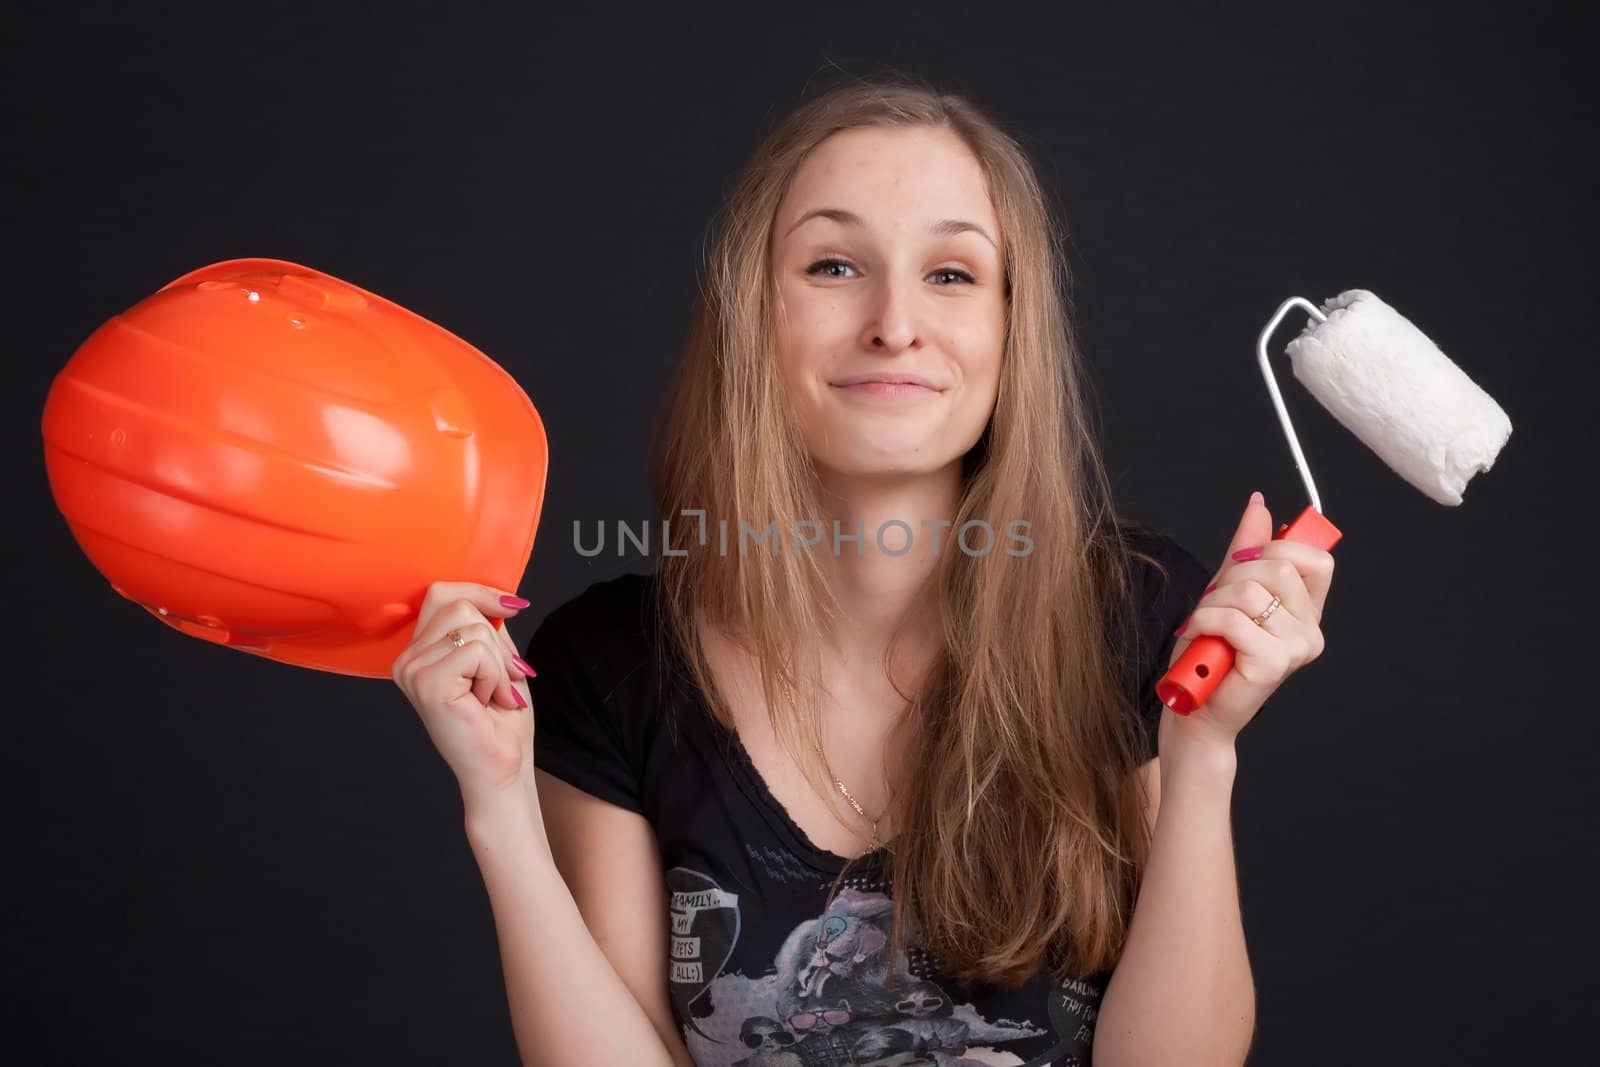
top-left (1231, 546), bottom-right (1263, 562)
top-left (511, 654), bottom-right (536, 677)
top-left (1204, 582), bottom-right (1217, 594)
top-left (1173, 618), bottom-right (1189, 637)
top-left (500, 594), bottom-right (530, 609)
top-left (511, 688), bottom-right (528, 709)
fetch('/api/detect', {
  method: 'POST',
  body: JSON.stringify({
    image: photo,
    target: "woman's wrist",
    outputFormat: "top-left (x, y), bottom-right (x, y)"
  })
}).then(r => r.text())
top-left (1159, 714), bottom-right (1239, 794)
top-left (463, 774), bottom-right (545, 846)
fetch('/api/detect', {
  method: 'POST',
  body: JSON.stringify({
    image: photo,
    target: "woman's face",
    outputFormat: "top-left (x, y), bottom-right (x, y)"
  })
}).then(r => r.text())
top-left (769, 125), bottom-right (1006, 481)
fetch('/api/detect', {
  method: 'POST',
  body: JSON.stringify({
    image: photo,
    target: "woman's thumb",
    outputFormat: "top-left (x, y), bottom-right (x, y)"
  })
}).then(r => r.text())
top-left (1221, 490), bottom-right (1273, 565)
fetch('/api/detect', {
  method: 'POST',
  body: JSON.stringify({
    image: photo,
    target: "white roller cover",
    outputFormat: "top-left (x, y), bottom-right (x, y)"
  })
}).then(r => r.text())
top-left (1285, 290), bottom-right (1512, 506)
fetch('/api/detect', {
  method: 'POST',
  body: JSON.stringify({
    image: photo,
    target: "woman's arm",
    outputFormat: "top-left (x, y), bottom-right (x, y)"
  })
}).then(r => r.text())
top-left (464, 780), bottom-right (688, 1066)
top-left (1094, 495), bottom-right (1333, 1063)
top-left (1092, 738), bottom-right (1255, 1066)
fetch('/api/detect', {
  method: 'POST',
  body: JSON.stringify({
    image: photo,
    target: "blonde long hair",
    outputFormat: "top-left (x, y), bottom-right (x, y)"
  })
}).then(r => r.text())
top-left (647, 72), bottom-right (1165, 988)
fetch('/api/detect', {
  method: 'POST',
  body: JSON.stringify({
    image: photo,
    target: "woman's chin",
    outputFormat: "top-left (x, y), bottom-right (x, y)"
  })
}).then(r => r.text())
top-left (816, 452), bottom-right (959, 481)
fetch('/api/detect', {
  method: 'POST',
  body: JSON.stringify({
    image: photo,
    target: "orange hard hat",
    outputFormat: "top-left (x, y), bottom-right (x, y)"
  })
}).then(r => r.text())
top-left (41, 258), bottom-right (548, 679)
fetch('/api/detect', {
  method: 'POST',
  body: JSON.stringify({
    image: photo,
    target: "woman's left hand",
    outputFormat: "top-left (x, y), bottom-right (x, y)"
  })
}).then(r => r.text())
top-left (1163, 491), bottom-right (1335, 752)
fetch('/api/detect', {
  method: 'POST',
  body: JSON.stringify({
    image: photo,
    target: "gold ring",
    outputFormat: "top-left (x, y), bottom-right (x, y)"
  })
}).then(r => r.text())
top-left (1251, 595), bottom-right (1282, 628)
top-left (447, 630), bottom-right (466, 648)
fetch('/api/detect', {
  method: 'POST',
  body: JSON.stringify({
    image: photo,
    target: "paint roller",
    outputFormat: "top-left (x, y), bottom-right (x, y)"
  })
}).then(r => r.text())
top-left (1155, 289), bottom-right (1514, 714)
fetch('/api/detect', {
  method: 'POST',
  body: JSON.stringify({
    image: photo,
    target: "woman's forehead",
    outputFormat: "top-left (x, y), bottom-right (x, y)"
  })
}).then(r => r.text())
top-left (777, 127), bottom-right (1000, 242)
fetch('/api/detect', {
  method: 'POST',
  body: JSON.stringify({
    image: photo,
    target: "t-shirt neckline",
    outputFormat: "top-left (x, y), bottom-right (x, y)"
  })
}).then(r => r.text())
top-left (684, 683), bottom-right (888, 877)
top-left (640, 570), bottom-right (889, 878)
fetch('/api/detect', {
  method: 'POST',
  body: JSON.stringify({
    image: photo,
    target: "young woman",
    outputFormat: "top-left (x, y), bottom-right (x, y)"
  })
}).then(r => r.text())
top-left (393, 75), bottom-right (1333, 1067)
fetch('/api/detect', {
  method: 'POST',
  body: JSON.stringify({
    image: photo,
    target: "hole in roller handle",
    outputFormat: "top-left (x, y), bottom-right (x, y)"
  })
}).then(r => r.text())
top-left (1154, 504), bottom-right (1343, 715)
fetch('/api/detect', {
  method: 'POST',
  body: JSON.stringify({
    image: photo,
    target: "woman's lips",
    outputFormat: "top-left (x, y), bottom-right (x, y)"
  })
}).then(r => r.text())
top-left (832, 381), bottom-right (939, 398)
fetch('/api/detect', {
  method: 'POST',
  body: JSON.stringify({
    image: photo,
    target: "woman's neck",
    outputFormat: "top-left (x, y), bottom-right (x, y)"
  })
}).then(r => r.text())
top-left (810, 462), bottom-right (962, 682)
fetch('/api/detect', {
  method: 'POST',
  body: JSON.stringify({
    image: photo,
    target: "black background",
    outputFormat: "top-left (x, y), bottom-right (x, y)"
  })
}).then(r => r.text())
top-left (5, 1), bottom-right (1594, 1063)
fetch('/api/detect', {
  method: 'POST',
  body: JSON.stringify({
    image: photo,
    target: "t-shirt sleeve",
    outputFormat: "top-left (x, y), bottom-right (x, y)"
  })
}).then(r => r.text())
top-left (521, 593), bottom-right (646, 815)
top-left (1124, 526), bottom-right (1214, 761)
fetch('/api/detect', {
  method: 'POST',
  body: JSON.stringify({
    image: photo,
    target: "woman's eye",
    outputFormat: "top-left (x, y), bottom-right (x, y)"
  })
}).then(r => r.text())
top-left (806, 258), bottom-right (856, 279)
top-left (804, 259), bottom-right (976, 285)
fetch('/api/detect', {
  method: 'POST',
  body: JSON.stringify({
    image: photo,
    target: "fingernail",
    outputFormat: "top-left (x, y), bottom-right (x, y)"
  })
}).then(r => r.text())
top-left (511, 654), bottom-right (537, 678)
top-left (1231, 546), bottom-right (1263, 562)
top-left (500, 594), bottom-right (530, 609)
top-left (1174, 617), bottom-right (1189, 637)
top-left (1250, 491), bottom-right (1264, 507)
top-left (511, 688), bottom-right (528, 709)
top-left (1204, 582), bottom-right (1217, 594)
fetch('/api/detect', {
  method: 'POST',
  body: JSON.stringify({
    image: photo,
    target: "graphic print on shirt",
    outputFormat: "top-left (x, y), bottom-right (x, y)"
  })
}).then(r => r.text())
top-left (666, 867), bottom-right (1099, 1066)
top-left (667, 867), bottom-right (744, 1018)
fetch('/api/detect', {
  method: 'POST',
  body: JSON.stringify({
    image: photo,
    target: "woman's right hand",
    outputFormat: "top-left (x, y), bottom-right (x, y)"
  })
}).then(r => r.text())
top-left (391, 581), bottom-right (537, 807)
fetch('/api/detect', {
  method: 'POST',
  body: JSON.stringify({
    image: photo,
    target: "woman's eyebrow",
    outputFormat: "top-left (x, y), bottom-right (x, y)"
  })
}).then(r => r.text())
top-left (783, 207), bottom-right (996, 250)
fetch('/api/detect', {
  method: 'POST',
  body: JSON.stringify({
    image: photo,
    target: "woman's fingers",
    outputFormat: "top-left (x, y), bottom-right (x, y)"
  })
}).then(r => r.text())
top-left (389, 582), bottom-right (539, 805)
top-left (410, 591), bottom-right (518, 656)
top-left (1217, 564), bottom-right (1316, 628)
top-left (414, 581), bottom-right (527, 641)
top-left (391, 582), bottom-right (532, 713)
top-left (1182, 601), bottom-right (1294, 682)
top-left (492, 622), bottom-right (534, 681)
top-left (1226, 542), bottom-right (1333, 622)
top-left (406, 620), bottom-right (522, 710)
top-left (1188, 580), bottom-right (1323, 667)
top-left (491, 623), bottom-right (533, 711)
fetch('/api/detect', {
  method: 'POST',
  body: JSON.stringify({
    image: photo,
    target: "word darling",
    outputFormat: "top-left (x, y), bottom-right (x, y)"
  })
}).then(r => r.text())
top-left (574, 513), bottom-right (1036, 558)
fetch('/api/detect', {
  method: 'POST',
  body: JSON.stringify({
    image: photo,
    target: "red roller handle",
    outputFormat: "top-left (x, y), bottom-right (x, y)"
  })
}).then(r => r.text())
top-left (1154, 503), bottom-right (1343, 715)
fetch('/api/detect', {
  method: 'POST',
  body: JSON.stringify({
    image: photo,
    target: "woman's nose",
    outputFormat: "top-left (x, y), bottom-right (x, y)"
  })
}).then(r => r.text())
top-left (859, 274), bottom-right (921, 352)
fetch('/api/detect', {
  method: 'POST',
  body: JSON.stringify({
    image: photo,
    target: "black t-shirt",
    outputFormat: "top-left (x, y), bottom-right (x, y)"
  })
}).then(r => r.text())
top-left (523, 525), bottom-right (1210, 1067)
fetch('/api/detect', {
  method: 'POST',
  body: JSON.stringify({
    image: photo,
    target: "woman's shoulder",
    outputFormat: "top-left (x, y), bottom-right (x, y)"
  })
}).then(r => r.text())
top-left (532, 569), bottom-right (661, 644)
top-left (1108, 518), bottom-right (1213, 712)
top-left (1113, 517), bottom-right (1210, 598)
top-left (522, 571), bottom-right (670, 815)
top-left (522, 569), bottom-right (663, 683)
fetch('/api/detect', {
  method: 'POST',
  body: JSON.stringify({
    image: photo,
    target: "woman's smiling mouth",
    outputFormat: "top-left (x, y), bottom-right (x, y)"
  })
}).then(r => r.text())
top-left (830, 372), bottom-right (944, 398)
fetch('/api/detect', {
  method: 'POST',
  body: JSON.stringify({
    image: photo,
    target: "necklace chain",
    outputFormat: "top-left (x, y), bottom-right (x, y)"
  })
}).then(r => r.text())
top-left (781, 676), bottom-right (881, 852)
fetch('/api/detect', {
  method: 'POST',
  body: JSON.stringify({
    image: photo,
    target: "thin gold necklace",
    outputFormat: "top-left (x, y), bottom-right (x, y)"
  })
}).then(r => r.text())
top-left (781, 676), bottom-right (882, 853)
